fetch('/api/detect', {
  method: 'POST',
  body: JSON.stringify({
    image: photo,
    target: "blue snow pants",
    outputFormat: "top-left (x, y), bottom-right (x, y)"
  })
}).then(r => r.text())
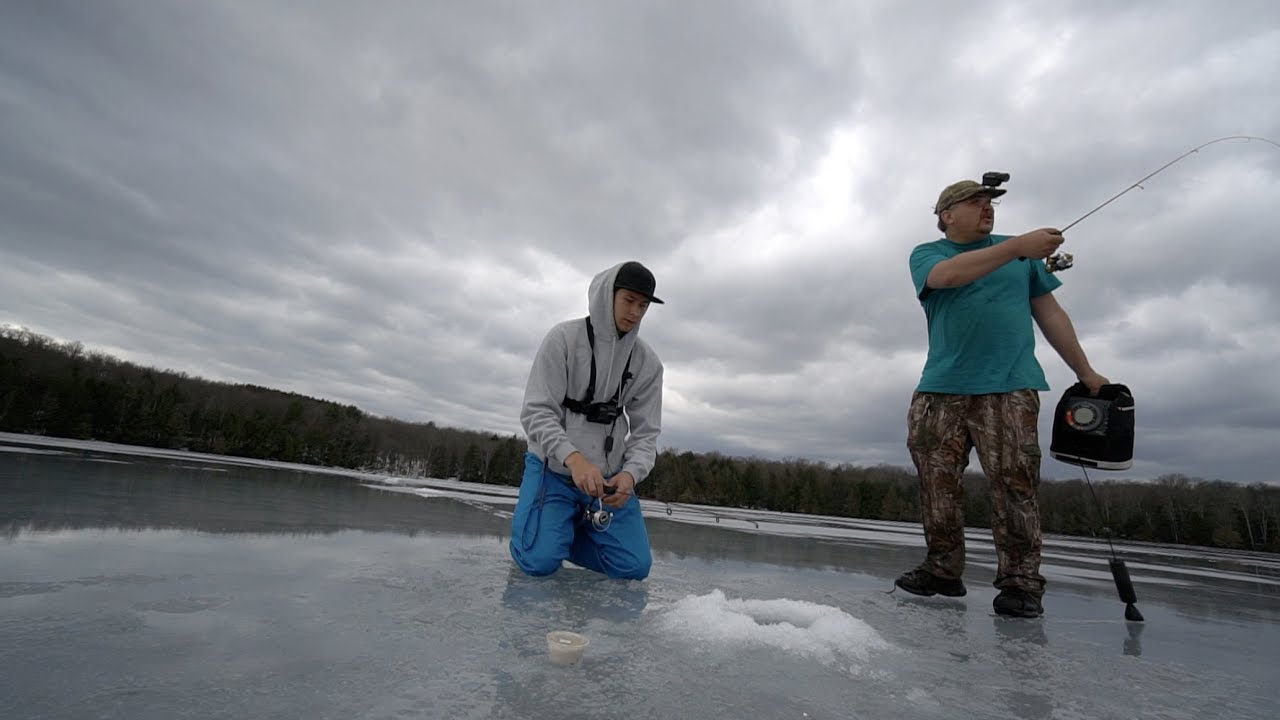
top-left (509, 452), bottom-right (653, 580)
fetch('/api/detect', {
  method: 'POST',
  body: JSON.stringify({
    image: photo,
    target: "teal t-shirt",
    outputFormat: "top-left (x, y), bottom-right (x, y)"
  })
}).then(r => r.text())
top-left (909, 234), bottom-right (1062, 394)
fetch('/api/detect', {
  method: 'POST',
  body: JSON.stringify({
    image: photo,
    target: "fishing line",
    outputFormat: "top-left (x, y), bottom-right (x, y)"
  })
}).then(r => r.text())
top-left (1081, 465), bottom-right (1118, 560)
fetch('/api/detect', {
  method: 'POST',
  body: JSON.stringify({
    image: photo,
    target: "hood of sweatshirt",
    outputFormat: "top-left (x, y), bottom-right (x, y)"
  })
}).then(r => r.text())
top-left (584, 262), bottom-right (643, 404)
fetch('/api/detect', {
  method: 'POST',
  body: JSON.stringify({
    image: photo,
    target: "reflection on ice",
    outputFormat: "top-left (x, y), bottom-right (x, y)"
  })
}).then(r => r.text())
top-left (659, 589), bottom-right (888, 670)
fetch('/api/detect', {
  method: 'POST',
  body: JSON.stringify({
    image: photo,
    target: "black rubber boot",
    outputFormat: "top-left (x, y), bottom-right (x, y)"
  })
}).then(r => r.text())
top-left (894, 568), bottom-right (967, 597)
top-left (993, 588), bottom-right (1044, 618)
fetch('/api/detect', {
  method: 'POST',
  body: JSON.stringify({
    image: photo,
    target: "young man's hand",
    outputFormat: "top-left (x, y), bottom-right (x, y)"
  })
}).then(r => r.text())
top-left (602, 472), bottom-right (635, 508)
top-left (565, 452), bottom-right (607, 497)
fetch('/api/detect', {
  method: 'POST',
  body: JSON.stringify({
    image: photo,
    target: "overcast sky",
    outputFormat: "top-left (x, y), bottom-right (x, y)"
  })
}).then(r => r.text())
top-left (2, 1), bottom-right (1277, 486)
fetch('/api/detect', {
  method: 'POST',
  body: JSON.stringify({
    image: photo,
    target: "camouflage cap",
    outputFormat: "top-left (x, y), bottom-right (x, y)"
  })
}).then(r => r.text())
top-left (934, 180), bottom-right (1007, 214)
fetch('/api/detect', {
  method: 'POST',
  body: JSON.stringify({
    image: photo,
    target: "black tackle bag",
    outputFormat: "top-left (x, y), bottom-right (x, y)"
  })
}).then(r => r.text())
top-left (1049, 382), bottom-right (1135, 471)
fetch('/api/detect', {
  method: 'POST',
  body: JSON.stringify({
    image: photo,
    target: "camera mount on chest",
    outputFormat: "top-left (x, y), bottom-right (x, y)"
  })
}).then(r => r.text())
top-left (561, 317), bottom-right (634, 428)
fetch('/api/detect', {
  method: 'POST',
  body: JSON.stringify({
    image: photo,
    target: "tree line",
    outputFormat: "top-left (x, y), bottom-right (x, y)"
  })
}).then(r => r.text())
top-left (2, 326), bottom-right (1277, 552)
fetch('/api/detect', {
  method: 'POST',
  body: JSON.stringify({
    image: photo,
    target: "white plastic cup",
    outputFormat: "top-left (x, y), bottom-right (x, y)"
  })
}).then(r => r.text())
top-left (546, 630), bottom-right (589, 667)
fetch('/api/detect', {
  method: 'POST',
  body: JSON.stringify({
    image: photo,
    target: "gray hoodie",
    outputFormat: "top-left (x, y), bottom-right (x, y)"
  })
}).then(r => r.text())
top-left (520, 263), bottom-right (664, 483)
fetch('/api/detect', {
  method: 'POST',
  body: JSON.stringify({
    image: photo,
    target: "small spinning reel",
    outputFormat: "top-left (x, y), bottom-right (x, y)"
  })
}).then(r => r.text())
top-left (1047, 252), bottom-right (1074, 273)
top-left (585, 505), bottom-right (613, 532)
top-left (585, 486), bottom-right (615, 531)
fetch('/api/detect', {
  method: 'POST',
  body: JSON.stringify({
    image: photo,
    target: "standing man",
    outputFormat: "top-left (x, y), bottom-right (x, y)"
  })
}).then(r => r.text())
top-left (896, 177), bottom-right (1108, 618)
top-left (509, 261), bottom-right (665, 580)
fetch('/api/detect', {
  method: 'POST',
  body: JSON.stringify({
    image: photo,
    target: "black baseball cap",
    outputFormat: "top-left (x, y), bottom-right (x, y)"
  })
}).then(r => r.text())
top-left (614, 261), bottom-right (664, 304)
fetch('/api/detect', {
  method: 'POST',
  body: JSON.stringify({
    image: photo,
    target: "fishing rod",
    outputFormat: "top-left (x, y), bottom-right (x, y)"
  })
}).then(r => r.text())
top-left (562, 480), bottom-right (762, 530)
top-left (1012, 135), bottom-right (1280, 272)
top-left (1061, 135), bottom-right (1280, 233)
top-left (659, 500), bottom-right (760, 528)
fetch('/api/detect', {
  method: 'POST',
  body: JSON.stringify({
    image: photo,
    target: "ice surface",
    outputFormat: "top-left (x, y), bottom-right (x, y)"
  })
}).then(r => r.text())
top-left (2, 434), bottom-right (1278, 720)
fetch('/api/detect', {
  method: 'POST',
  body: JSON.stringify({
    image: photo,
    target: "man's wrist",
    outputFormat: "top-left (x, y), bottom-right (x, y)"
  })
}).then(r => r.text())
top-left (1002, 237), bottom-right (1024, 260)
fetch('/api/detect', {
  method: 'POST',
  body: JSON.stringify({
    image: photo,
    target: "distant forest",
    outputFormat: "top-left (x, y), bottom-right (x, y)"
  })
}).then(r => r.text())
top-left (2, 326), bottom-right (1277, 553)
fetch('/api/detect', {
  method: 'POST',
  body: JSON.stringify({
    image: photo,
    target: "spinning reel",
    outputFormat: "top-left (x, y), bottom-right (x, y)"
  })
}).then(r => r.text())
top-left (585, 484), bottom-right (617, 531)
top-left (584, 501), bottom-right (613, 532)
top-left (560, 477), bottom-right (617, 531)
top-left (1046, 253), bottom-right (1074, 273)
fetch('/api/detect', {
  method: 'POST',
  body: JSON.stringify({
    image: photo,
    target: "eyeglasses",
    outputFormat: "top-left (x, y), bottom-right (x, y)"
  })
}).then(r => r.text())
top-left (958, 195), bottom-right (1000, 209)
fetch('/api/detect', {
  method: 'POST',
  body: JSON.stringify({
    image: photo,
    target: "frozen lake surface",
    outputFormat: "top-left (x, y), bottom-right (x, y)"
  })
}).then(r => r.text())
top-left (2, 432), bottom-right (1277, 719)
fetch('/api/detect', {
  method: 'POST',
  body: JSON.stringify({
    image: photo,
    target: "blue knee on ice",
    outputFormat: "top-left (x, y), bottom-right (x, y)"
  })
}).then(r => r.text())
top-left (604, 547), bottom-right (652, 580)
top-left (510, 541), bottom-right (564, 577)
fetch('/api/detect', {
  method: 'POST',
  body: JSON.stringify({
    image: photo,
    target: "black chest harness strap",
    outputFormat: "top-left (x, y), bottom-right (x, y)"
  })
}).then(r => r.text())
top-left (562, 317), bottom-right (633, 423)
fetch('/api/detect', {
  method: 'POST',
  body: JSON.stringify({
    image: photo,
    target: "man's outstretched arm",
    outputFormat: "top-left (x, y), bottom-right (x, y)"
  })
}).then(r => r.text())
top-left (1031, 292), bottom-right (1108, 394)
top-left (926, 229), bottom-right (1064, 288)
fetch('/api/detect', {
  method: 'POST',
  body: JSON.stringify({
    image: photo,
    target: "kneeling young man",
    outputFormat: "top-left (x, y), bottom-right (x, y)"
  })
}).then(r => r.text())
top-left (509, 261), bottom-right (665, 580)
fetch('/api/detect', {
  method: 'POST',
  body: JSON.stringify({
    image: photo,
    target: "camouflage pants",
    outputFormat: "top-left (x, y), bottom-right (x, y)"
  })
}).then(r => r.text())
top-left (906, 390), bottom-right (1046, 597)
